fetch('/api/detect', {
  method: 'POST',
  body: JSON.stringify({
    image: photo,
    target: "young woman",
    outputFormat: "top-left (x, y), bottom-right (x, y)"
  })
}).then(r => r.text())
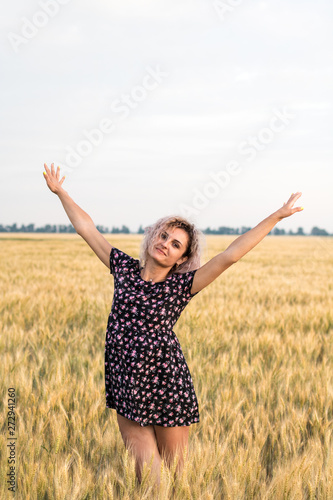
top-left (43, 162), bottom-right (303, 487)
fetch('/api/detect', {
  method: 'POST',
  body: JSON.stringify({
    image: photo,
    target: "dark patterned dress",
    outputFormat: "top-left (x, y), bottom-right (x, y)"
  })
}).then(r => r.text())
top-left (104, 246), bottom-right (201, 427)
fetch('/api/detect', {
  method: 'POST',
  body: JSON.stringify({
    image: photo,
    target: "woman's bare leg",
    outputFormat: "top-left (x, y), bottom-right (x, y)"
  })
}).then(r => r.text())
top-left (116, 413), bottom-right (162, 487)
top-left (153, 424), bottom-right (190, 476)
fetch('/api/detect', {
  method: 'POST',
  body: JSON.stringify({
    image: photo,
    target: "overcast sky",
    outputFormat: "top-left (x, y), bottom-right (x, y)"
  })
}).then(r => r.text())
top-left (1, 0), bottom-right (332, 233)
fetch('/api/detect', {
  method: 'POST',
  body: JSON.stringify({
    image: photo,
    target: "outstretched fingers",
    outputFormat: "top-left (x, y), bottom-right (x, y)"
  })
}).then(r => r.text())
top-left (279, 192), bottom-right (304, 219)
top-left (288, 192), bottom-right (301, 203)
top-left (286, 192), bottom-right (302, 206)
top-left (289, 192), bottom-right (303, 213)
top-left (44, 163), bottom-right (63, 180)
top-left (43, 163), bottom-right (66, 193)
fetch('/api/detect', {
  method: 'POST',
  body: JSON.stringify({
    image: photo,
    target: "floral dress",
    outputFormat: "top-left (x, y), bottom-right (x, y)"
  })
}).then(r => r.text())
top-left (104, 246), bottom-right (201, 427)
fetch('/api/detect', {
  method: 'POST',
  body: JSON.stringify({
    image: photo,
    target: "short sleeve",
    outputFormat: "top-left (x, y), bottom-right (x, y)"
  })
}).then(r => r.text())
top-left (177, 269), bottom-right (200, 299)
top-left (109, 246), bottom-right (135, 278)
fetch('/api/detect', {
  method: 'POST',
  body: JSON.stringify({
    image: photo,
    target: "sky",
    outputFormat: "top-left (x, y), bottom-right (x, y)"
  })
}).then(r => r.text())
top-left (1, 0), bottom-right (332, 234)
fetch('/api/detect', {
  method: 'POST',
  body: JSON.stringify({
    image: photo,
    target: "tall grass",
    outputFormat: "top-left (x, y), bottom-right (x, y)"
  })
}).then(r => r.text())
top-left (1, 234), bottom-right (332, 499)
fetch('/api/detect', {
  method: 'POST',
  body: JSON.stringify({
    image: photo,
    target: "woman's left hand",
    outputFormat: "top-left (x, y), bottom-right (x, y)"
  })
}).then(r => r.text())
top-left (274, 192), bottom-right (304, 221)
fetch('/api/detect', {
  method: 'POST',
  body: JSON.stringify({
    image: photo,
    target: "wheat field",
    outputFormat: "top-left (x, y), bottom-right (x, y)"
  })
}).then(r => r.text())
top-left (1, 233), bottom-right (332, 499)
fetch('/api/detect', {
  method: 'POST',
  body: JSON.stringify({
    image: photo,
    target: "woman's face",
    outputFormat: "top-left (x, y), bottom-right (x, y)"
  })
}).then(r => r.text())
top-left (150, 226), bottom-right (189, 268)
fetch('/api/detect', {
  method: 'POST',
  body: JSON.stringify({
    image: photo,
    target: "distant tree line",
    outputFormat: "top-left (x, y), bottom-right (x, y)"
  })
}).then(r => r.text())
top-left (0, 223), bottom-right (331, 236)
top-left (204, 226), bottom-right (331, 236)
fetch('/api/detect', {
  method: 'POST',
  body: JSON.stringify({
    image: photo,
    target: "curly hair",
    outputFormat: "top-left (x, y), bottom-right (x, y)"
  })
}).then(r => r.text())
top-left (139, 215), bottom-right (206, 276)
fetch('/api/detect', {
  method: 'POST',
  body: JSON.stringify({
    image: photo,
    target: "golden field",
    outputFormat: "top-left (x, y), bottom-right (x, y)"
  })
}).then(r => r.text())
top-left (1, 233), bottom-right (332, 499)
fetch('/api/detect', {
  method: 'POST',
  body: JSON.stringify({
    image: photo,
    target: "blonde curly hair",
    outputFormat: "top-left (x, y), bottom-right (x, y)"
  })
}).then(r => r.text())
top-left (139, 215), bottom-right (205, 276)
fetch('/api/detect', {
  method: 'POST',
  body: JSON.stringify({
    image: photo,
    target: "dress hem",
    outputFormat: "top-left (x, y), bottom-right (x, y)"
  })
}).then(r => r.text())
top-left (106, 405), bottom-right (199, 427)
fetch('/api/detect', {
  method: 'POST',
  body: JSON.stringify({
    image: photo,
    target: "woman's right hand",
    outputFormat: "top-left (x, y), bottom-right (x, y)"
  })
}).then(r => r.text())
top-left (43, 163), bottom-right (66, 194)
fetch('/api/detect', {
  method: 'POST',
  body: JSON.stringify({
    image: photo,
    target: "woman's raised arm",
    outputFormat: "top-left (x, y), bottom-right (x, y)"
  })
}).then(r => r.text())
top-left (190, 192), bottom-right (304, 295)
top-left (43, 163), bottom-right (112, 269)
top-left (221, 191), bottom-right (303, 263)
